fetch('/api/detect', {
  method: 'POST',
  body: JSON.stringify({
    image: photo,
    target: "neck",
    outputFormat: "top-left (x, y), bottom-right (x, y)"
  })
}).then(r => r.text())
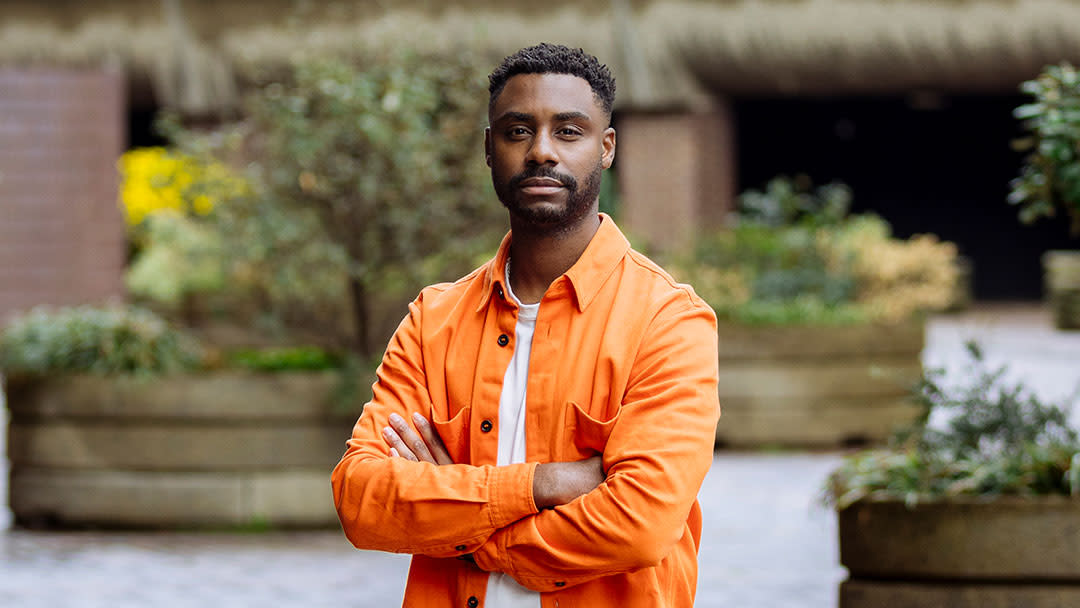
top-left (507, 212), bottom-right (602, 305)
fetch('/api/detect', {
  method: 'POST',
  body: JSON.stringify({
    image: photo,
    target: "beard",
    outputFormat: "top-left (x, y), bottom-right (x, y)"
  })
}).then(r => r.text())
top-left (493, 162), bottom-right (603, 234)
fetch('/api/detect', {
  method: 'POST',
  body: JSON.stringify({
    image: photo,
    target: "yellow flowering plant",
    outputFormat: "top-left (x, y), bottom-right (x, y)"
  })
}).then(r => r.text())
top-left (117, 146), bottom-right (248, 228)
top-left (117, 146), bottom-right (252, 308)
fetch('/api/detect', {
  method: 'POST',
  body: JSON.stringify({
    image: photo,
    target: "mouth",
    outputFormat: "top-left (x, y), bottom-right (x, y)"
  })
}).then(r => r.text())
top-left (518, 177), bottom-right (565, 196)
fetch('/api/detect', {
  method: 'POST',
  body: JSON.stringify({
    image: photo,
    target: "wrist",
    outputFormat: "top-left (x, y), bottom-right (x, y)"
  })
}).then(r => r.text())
top-left (532, 462), bottom-right (559, 510)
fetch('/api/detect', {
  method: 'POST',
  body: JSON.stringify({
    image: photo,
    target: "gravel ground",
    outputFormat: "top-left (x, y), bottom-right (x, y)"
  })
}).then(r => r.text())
top-left (1, 304), bottom-right (1076, 607)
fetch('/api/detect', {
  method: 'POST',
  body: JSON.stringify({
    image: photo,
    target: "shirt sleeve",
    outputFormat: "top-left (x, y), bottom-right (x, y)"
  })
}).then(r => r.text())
top-left (331, 293), bottom-right (539, 558)
top-left (471, 296), bottom-right (721, 591)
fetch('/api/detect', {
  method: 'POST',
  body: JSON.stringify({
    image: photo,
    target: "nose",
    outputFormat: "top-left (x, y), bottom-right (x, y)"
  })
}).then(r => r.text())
top-left (526, 130), bottom-right (558, 165)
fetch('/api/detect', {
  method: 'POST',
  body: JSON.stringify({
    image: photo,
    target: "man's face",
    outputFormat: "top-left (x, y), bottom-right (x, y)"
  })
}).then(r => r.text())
top-left (486, 73), bottom-right (616, 232)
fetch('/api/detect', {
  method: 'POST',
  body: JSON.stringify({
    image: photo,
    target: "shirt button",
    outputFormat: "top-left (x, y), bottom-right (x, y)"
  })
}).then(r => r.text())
top-left (554, 581), bottom-right (566, 587)
top-left (497, 286), bottom-right (504, 298)
top-left (497, 334), bottom-right (509, 347)
top-left (480, 419), bottom-right (493, 433)
top-left (455, 544), bottom-right (467, 551)
top-left (467, 597), bottom-right (479, 608)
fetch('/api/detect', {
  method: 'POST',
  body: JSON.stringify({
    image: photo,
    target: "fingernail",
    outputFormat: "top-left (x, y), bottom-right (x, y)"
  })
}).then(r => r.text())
top-left (389, 413), bottom-right (403, 424)
top-left (412, 413), bottom-right (425, 424)
top-left (383, 426), bottom-right (393, 437)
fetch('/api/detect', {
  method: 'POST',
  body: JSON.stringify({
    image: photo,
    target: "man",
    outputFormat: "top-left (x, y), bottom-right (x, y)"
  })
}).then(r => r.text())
top-left (332, 43), bottom-right (720, 607)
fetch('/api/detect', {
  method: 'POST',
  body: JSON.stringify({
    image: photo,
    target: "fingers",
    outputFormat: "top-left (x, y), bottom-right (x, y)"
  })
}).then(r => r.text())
top-left (382, 412), bottom-right (454, 466)
top-left (411, 413), bottom-right (455, 465)
top-left (385, 413), bottom-right (437, 464)
top-left (382, 423), bottom-right (418, 461)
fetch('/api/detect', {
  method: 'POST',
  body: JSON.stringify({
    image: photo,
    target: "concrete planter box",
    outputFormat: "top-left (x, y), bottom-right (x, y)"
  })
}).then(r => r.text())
top-left (714, 320), bottom-right (925, 447)
top-left (1044, 250), bottom-right (1080, 330)
top-left (5, 372), bottom-right (361, 529)
top-left (838, 497), bottom-right (1080, 607)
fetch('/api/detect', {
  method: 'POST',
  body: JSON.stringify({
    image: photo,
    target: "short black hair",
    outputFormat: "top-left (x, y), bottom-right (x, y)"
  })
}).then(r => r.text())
top-left (488, 43), bottom-right (616, 118)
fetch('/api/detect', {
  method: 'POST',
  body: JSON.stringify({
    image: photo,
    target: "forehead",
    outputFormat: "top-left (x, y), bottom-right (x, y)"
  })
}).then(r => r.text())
top-left (490, 73), bottom-right (603, 121)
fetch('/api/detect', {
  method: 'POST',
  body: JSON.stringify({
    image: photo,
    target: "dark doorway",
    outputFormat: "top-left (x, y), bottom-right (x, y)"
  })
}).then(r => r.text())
top-left (734, 95), bottom-right (1076, 300)
top-left (127, 106), bottom-right (168, 149)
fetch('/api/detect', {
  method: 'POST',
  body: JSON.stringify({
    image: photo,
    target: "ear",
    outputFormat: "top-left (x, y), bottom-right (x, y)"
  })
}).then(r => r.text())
top-left (601, 127), bottom-right (616, 170)
top-left (484, 127), bottom-right (493, 167)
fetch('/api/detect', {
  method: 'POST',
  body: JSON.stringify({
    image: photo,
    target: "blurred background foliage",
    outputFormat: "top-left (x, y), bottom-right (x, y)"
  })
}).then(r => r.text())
top-left (3, 48), bottom-right (965, 380)
top-left (669, 176), bottom-right (959, 326)
top-left (115, 47), bottom-right (503, 367)
top-left (1010, 61), bottom-right (1080, 237)
top-left (0, 305), bottom-right (204, 380)
top-left (827, 341), bottom-right (1080, 508)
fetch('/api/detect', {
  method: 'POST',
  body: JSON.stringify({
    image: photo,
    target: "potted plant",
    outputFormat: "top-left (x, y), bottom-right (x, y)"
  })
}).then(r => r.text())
top-left (826, 342), bottom-right (1080, 607)
top-left (0, 304), bottom-right (366, 529)
top-left (671, 177), bottom-right (960, 447)
top-left (1009, 62), bottom-right (1080, 329)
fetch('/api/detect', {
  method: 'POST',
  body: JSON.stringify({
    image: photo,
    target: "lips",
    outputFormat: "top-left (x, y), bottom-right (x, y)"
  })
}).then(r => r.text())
top-left (518, 176), bottom-right (565, 196)
top-left (519, 177), bottom-right (564, 188)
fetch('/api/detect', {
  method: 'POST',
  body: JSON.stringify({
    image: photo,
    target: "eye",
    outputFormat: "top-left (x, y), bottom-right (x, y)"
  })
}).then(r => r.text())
top-left (556, 127), bottom-right (583, 138)
top-left (507, 126), bottom-right (531, 138)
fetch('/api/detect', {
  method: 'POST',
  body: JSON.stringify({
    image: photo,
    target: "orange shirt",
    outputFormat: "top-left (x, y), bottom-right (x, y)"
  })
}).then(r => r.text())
top-left (332, 214), bottom-right (720, 607)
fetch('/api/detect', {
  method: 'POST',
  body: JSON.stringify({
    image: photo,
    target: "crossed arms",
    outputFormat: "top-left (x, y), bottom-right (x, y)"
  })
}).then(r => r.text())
top-left (330, 293), bottom-right (720, 592)
top-left (382, 411), bottom-right (605, 510)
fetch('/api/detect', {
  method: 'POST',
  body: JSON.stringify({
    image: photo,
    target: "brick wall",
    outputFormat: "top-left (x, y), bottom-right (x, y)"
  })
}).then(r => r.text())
top-left (0, 70), bottom-right (126, 323)
top-left (616, 103), bottom-right (737, 250)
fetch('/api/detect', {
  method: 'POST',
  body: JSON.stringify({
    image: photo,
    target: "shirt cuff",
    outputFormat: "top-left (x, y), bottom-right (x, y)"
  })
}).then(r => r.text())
top-left (487, 461), bottom-right (539, 530)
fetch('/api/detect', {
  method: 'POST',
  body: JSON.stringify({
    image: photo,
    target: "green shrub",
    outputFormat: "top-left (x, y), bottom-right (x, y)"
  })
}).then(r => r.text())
top-left (125, 212), bottom-right (227, 306)
top-left (150, 48), bottom-right (505, 356)
top-left (670, 176), bottom-right (957, 325)
top-left (235, 49), bottom-right (503, 356)
top-left (738, 177), bottom-right (853, 228)
top-left (826, 341), bottom-right (1080, 508)
top-left (225, 346), bottom-right (342, 372)
top-left (1010, 62), bottom-right (1080, 236)
top-left (0, 305), bottom-right (204, 379)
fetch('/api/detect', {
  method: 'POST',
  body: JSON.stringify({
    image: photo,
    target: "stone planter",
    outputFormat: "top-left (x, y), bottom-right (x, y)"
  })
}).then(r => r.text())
top-left (1044, 250), bottom-right (1080, 330)
top-left (5, 372), bottom-right (362, 529)
top-left (714, 319), bottom-right (924, 448)
top-left (838, 497), bottom-right (1080, 607)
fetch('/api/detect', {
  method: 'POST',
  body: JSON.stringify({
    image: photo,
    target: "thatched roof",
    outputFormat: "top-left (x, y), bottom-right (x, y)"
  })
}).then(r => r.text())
top-left (3, 0), bottom-right (1080, 114)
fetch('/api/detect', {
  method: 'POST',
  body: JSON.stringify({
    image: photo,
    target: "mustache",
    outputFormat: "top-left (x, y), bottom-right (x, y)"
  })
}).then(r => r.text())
top-left (509, 166), bottom-right (578, 192)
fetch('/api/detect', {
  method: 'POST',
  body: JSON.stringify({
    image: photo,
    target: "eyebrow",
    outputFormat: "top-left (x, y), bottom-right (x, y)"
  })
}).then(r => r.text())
top-left (493, 110), bottom-right (593, 124)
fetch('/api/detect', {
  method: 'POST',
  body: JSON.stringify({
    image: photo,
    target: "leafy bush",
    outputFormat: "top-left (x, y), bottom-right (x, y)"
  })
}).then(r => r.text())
top-left (671, 176), bottom-right (958, 325)
top-left (148, 48), bottom-right (503, 356)
top-left (0, 305), bottom-right (204, 379)
top-left (1010, 62), bottom-right (1080, 236)
top-left (124, 212), bottom-right (227, 306)
top-left (826, 342), bottom-right (1080, 508)
top-left (738, 177), bottom-right (853, 228)
top-left (824, 215), bottom-right (958, 322)
top-left (226, 346), bottom-right (342, 372)
top-left (237, 49), bottom-right (502, 357)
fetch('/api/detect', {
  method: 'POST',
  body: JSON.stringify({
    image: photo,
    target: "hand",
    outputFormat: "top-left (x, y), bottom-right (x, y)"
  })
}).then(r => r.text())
top-left (532, 456), bottom-right (605, 510)
top-left (382, 412), bottom-right (454, 465)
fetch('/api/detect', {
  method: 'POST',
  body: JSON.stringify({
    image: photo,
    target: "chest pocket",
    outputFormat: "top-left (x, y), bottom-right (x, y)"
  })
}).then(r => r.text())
top-left (566, 401), bottom-right (619, 460)
top-left (430, 406), bottom-right (471, 464)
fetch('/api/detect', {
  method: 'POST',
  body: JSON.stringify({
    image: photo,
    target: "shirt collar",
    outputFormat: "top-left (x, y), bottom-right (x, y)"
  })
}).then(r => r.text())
top-left (477, 213), bottom-right (631, 313)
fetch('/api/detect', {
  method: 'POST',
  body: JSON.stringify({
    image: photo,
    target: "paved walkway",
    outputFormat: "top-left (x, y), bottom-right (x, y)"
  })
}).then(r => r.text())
top-left (1, 304), bottom-right (1077, 607)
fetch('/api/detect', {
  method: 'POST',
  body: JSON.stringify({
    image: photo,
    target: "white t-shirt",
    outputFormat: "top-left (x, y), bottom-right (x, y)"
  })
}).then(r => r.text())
top-left (484, 272), bottom-right (541, 607)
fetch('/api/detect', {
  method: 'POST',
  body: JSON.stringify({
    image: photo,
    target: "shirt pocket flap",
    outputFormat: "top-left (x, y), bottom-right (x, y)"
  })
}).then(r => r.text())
top-left (569, 401), bottom-right (619, 455)
top-left (430, 406), bottom-right (470, 464)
